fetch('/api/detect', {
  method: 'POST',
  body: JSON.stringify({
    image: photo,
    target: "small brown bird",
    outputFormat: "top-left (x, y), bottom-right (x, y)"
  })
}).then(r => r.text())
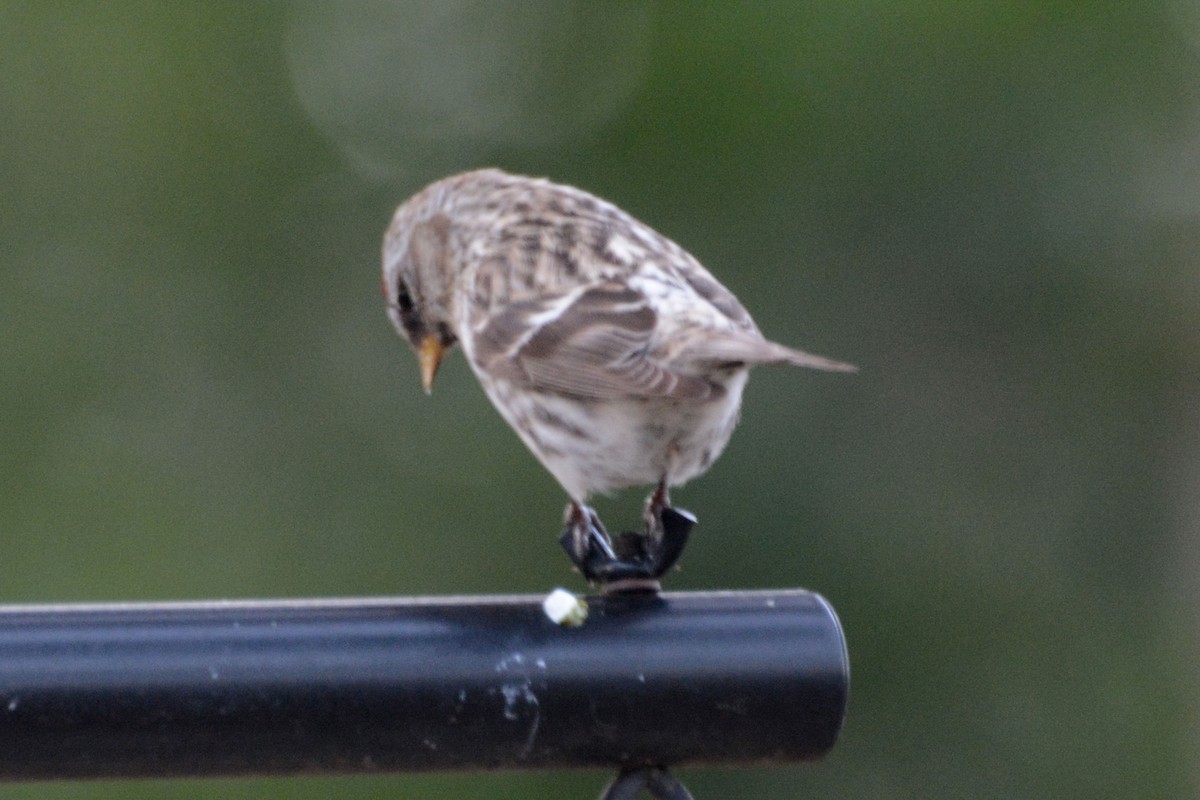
top-left (383, 169), bottom-right (853, 587)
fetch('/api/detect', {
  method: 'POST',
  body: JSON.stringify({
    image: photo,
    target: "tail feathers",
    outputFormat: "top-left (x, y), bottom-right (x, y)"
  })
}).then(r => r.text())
top-left (689, 333), bottom-right (857, 373)
top-left (768, 341), bottom-right (857, 373)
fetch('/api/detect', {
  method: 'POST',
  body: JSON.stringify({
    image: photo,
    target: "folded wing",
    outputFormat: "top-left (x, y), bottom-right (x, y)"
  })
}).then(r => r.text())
top-left (473, 282), bottom-right (721, 401)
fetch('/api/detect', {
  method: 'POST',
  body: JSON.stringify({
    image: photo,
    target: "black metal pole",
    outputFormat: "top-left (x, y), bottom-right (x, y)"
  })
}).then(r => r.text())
top-left (0, 589), bottom-right (847, 781)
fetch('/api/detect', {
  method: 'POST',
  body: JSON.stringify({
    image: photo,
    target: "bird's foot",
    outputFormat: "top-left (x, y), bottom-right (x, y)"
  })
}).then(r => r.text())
top-left (638, 481), bottom-right (694, 578)
top-left (561, 503), bottom-right (616, 569)
top-left (559, 502), bottom-right (696, 593)
top-left (645, 504), bottom-right (696, 576)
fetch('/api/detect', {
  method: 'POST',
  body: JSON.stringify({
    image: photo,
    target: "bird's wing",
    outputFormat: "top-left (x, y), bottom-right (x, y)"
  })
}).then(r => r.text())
top-left (472, 282), bottom-right (721, 401)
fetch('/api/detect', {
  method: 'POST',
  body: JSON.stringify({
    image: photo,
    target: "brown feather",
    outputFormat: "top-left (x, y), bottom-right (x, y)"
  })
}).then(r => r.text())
top-left (475, 283), bottom-right (722, 401)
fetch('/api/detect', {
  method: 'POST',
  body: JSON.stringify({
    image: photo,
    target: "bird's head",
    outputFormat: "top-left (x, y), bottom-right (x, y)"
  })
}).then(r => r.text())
top-left (382, 197), bottom-right (460, 394)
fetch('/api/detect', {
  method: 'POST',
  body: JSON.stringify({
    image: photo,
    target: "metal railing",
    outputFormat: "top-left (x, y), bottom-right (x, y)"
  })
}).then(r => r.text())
top-left (0, 588), bottom-right (848, 796)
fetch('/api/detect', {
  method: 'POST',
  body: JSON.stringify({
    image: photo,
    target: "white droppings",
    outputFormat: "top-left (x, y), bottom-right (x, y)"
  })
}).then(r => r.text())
top-left (7, 697), bottom-right (18, 712)
top-left (495, 652), bottom-right (525, 672)
top-left (494, 652), bottom-right (543, 758)
top-left (542, 588), bottom-right (588, 627)
top-left (535, 657), bottom-right (547, 669)
top-left (499, 681), bottom-right (542, 757)
top-left (500, 683), bottom-right (524, 721)
top-left (208, 666), bottom-right (221, 680)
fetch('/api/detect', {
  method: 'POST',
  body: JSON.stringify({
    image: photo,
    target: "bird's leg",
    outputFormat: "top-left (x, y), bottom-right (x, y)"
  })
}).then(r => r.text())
top-left (642, 480), bottom-right (671, 545)
top-left (640, 478), bottom-right (696, 579)
top-left (560, 488), bottom-right (697, 589)
top-left (559, 501), bottom-right (617, 581)
top-left (559, 501), bottom-right (663, 591)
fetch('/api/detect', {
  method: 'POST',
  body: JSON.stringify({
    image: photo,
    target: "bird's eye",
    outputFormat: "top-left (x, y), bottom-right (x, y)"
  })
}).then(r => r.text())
top-left (395, 279), bottom-right (415, 313)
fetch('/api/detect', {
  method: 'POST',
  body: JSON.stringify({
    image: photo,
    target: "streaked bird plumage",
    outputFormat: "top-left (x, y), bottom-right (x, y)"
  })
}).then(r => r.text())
top-left (383, 169), bottom-right (853, 582)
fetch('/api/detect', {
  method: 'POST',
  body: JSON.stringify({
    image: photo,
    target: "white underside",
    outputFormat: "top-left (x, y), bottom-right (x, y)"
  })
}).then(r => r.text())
top-left (476, 370), bottom-right (749, 501)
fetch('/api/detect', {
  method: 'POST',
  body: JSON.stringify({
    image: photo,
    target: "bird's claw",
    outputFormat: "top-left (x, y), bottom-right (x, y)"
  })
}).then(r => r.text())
top-left (560, 504), bottom-right (696, 592)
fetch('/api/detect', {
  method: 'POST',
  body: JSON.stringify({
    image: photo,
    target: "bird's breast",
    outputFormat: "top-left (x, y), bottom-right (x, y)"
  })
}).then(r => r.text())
top-left (473, 367), bottom-right (749, 500)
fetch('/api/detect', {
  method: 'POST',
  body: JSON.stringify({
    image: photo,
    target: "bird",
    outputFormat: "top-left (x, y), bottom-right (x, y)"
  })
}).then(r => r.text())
top-left (382, 168), bottom-right (854, 588)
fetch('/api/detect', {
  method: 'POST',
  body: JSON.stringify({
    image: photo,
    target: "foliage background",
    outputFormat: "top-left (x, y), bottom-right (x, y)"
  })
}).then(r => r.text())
top-left (3, 2), bottom-right (1198, 797)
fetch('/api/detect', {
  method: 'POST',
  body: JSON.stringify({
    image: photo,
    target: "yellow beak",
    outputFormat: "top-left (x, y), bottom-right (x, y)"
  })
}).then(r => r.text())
top-left (417, 334), bottom-right (445, 394)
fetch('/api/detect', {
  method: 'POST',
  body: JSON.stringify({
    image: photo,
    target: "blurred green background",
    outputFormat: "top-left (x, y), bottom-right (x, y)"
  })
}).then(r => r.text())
top-left (3, 2), bottom-right (1197, 798)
